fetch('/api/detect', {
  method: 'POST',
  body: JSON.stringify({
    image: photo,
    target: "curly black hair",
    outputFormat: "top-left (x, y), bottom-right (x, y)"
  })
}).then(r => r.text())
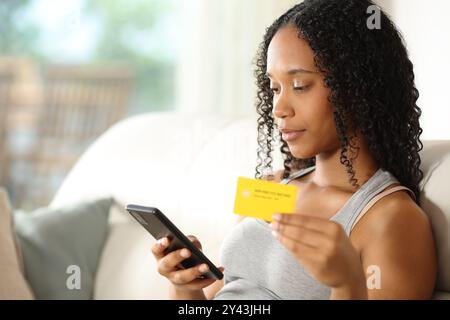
top-left (254, 0), bottom-right (423, 203)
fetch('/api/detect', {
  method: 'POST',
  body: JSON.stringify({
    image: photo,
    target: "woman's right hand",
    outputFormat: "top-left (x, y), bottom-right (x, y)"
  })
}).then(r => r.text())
top-left (151, 235), bottom-right (224, 293)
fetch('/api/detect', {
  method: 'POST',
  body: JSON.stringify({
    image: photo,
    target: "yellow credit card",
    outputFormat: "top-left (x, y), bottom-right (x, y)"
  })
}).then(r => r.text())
top-left (233, 177), bottom-right (298, 222)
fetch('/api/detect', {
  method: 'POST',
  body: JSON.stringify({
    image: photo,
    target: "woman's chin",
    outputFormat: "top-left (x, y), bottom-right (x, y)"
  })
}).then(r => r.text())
top-left (288, 145), bottom-right (317, 159)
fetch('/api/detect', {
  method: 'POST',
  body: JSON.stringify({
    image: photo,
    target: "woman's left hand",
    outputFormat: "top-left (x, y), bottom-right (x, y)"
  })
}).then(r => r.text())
top-left (271, 213), bottom-right (367, 297)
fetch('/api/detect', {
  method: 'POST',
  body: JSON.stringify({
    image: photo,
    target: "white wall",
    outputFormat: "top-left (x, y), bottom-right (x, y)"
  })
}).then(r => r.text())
top-left (376, 0), bottom-right (450, 140)
top-left (175, 0), bottom-right (300, 117)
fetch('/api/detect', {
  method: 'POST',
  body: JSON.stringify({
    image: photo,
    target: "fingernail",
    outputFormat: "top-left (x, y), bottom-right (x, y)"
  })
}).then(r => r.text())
top-left (180, 249), bottom-right (191, 258)
top-left (199, 264), bottom-right (209, 273)
top-left (271, 230), bottom-right (278, 238)
top-left (272, 214), bottom-right (281, 221)
top-left (270, 222), bottom-right (278, 230)
top-left (160, 238), bottom-right (168, 246)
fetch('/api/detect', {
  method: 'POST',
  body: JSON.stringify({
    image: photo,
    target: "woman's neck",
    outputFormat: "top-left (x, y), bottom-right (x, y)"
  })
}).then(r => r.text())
top-left (312, 135), bottom-right (379, 192)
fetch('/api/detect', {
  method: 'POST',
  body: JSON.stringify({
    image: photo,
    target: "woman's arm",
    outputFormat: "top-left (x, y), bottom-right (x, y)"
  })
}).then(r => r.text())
top-left (351, 191), bottom-right (437, 299)
top-left (271, 190), bottom-right (437, 300)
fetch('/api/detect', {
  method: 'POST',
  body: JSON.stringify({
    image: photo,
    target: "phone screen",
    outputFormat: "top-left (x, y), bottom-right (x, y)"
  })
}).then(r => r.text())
top-left (126, 204), bottom-right (223, 280)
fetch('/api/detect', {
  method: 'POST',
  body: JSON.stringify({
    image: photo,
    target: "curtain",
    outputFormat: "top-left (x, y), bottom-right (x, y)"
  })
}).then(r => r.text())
top-left (175, 0), bottom-right (301, 116)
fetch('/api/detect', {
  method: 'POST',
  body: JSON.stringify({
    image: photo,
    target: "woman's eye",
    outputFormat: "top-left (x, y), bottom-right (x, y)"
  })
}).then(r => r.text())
top-left (270, 85), bottom-right (307, 94)
top-left (270, 87), bottom-right (280, 94)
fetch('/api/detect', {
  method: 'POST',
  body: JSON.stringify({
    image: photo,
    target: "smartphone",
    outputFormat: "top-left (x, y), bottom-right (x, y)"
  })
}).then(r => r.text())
top-left (125, 204), bottom-right (223, 280)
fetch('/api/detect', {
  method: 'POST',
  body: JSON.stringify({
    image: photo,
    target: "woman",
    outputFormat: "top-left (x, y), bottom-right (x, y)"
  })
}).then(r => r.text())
top-left (152, 0), bottom-right (437, 299)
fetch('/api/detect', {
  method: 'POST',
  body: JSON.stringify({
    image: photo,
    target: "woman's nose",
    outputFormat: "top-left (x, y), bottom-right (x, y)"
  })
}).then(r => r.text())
top-left (272, 93), bottom-right (294, 119)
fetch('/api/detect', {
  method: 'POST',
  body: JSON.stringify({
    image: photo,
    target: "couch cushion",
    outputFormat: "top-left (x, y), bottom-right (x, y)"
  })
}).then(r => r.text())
top-left (14, 197), bottom-right (113, 299)
top-left (0, 188), bottom-right (34, 299)
top-left (93, 202), bottom-right (170, 299)
top-left (419, 141), bottom-right (450, 294)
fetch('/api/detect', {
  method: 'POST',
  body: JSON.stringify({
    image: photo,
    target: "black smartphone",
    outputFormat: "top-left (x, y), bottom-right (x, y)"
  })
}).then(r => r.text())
top-left (125, 204), bottom-right (223, 280)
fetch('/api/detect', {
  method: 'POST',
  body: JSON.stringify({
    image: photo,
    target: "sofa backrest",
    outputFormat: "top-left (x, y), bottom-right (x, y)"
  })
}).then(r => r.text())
top-left (419, 141), bottom-right (450, 298)
top-left (51, 112), bottom-right (450, 299)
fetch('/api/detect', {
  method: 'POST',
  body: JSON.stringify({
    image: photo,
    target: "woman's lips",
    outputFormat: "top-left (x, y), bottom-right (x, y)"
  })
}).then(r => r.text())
top-left (281, 129), bottom-right (306, 142)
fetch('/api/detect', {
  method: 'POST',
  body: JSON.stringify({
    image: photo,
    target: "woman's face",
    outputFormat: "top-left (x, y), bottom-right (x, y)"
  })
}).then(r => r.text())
top-left (267, 26), bottom-right (340, 159)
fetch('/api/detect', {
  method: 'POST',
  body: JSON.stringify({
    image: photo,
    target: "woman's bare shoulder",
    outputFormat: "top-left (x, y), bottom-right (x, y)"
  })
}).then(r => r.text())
top-left (352, 189), bottom-right (432, 246)
top-left (360, 190), bottom-right (430, 236)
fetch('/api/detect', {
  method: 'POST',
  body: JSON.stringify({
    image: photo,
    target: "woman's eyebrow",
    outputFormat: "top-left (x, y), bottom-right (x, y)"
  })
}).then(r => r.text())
top-left (266, 68), bottom-right (315, 78)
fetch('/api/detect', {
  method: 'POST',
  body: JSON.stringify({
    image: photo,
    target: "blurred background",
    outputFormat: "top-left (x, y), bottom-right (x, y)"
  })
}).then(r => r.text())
top-left (1, 0), bottom-right (449, 210)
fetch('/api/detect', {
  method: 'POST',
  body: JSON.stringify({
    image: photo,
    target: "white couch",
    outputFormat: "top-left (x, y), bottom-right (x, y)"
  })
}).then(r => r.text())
top-left (50, 111), bottom-right (450, 300)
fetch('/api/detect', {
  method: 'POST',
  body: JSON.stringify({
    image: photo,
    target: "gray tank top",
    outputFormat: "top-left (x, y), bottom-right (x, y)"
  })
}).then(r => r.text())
top-left (214, 166), bottom-right (411, 300)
